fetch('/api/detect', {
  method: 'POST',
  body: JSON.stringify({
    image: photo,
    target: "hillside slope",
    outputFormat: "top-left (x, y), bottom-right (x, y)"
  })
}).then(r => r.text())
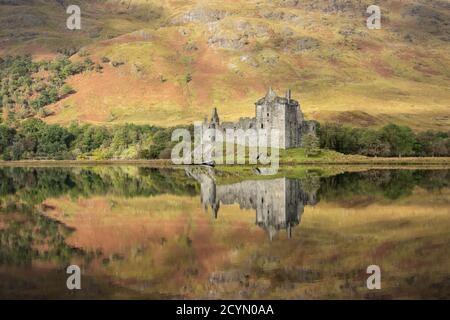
top-left (1, 0), bottom-right (449, 129)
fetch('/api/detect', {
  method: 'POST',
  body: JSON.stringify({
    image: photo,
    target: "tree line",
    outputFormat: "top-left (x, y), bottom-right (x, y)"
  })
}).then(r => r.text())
top-left (317, 123), bottom-right (450, 157)
top-left (0, 118), bottom-right (182, 160)
top-left (0, 119), bottom-right (448, 160)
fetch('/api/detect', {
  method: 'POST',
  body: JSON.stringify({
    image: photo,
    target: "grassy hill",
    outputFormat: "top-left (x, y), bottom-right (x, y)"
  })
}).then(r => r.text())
top-left (1, 0), bottom-right (449, 130)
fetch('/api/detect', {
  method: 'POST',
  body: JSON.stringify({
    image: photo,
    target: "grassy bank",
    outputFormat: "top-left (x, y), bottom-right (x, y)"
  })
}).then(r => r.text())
top-left (280, 148), bottom-right (450, 165)
top-left (0, 159), bottom-right (172, 167)
top-left (0, 148), bottom-right (449, 167)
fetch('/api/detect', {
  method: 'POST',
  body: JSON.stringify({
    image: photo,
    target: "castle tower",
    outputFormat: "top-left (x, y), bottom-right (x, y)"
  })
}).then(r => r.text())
top-left (266, 86), bottom-right (277, 102)
top-left (202, 107), bottom-right (221, 145)
top-left (255, 87), bottom-right (301, 148)
top-left (286, 89), bottom-right (291, 103)
top-left (210, 107), bottom-right (220, 126)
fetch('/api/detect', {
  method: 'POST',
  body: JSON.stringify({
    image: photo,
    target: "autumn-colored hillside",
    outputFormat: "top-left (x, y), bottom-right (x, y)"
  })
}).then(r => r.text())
top-left (1, 0), bottom-right (449, 129)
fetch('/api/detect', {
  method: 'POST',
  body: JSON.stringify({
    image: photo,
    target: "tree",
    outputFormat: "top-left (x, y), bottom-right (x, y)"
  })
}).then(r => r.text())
top-left (0, 125), bottom-right (14, 156)
top-left (380, 124), bottom-right (415, 157)
top-left (358, 129), bottom-right (390, 157)
top-left (75, 125), bottom-right (111, 152)
top-left (18, 118), bottom-right (45, 154)
top-left (59, 84), bottom-right (75, 97)
top-left (446, 138), bottom-right (450, 157)
top-left (317, 123), bottom-right (357, 154)
top-left (37, 124), bottom-right (73, 157)
top-left (430, 139), bottom-right (448, 157)
top-left (302, 133), bottom-right (320, 157)
top-left (415, 131), bottom-right (449, 157)
top-left (415, 131), bottom-right (435, 156)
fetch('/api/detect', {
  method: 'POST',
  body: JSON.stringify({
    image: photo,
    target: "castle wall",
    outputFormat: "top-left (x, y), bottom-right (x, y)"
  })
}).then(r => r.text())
top-left (284, 102), bottom-right (301, 148)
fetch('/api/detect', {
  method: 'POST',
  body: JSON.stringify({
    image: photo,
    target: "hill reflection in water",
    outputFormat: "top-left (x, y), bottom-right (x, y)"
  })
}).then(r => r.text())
top-left (0, 166), bottom-right (448, 299)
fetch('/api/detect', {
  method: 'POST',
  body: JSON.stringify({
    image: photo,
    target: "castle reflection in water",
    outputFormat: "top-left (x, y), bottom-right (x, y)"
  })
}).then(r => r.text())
top-left (186, 167), bottom-right (319, 240)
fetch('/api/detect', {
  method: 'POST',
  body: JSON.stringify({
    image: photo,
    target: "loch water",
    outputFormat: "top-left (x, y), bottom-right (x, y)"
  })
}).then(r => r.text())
top-left (0, 166), bottom-right (448, 299)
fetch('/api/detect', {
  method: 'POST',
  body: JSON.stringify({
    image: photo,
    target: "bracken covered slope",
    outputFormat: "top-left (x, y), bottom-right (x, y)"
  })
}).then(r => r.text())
top-left (1, 0), bottom-right (449, 129)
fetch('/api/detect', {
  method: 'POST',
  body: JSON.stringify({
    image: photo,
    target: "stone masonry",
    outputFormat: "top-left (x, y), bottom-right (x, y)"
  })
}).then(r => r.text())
top-left (201, 87), bottom-right (316, 149)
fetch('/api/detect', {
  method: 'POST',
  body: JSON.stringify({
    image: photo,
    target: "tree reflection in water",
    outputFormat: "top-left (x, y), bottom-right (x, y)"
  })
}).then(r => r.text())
top-left (0, 166), bottom-right (448, 299)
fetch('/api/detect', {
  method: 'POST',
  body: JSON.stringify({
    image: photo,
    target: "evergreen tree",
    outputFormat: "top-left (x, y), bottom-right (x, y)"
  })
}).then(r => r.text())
top-left (302, 133), bottom-right (320, 157)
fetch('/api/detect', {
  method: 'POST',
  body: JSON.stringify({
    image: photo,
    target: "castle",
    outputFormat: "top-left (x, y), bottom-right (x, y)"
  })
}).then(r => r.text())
top-left (202, 87), bottom-right (316, 149)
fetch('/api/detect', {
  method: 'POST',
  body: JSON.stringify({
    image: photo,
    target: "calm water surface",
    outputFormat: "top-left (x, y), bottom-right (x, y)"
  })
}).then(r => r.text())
top-left (0, 166), bottom-right (449, 299)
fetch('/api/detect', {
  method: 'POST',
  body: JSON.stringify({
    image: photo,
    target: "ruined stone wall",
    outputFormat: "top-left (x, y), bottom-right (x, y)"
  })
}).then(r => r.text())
top-left (202, 117), bottom-right (257, 146)
top-left (284, 102), bottom-right (301, 148)
top-left (201, 89), bottom-right (316, 149)
top-left (299, 120), bottom-right (317, 146)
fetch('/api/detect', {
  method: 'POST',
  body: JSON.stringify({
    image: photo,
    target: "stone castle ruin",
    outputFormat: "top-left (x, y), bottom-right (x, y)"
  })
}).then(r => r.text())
top-left (186, 167), bottom-right (318, 240)
top-left (202, 87), bottom-right (316, 149)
